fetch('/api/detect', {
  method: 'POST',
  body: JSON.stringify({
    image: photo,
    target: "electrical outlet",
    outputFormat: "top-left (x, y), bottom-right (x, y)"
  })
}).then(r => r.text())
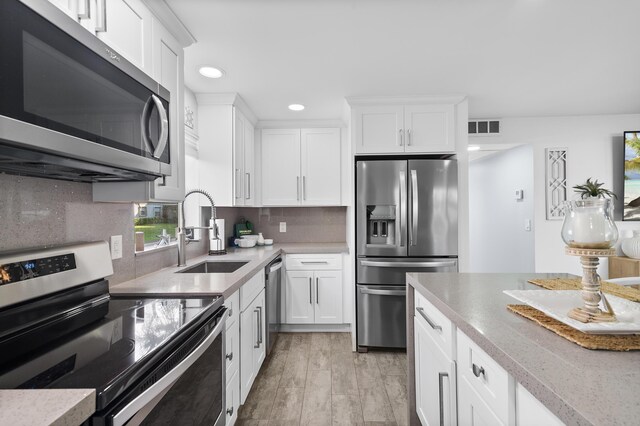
top-left (279, 222), bottom-right (287, 233)
top-left (110, 235), bottom-right (123, 260)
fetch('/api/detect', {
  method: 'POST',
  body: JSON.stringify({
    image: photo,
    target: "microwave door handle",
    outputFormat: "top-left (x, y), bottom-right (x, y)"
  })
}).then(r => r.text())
top-left (151, 95), bottom-right (169, 159)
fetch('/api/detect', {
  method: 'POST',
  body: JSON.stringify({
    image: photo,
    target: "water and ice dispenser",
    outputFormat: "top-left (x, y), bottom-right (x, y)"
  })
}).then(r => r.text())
top-left (366, 205), bottom-right (396, 246)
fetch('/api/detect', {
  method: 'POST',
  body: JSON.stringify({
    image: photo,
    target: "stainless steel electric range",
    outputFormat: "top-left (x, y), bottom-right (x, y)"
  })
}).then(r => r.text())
top-left (0, 241), bottom-right (227, 426)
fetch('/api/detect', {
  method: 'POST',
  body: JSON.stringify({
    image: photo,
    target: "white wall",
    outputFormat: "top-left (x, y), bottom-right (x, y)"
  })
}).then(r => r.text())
top-left (473, 113), bottom-right (640, 277)
top-left (183, 86), bottom-right (202, 232)
top-left (469, 145), bottom-right (534, 272)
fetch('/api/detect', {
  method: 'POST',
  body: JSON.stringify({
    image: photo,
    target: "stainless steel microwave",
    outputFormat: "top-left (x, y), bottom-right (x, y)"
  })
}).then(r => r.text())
top-left (0, 0), bottom-right (171, 182)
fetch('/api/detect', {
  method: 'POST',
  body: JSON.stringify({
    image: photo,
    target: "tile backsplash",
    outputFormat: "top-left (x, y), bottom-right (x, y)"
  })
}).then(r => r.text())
top-left (0, 174), bottom-right (205, 285)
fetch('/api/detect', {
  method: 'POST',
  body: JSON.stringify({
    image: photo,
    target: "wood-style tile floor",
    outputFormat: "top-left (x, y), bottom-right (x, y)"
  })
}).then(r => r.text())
top-left (237, 332), bottom-right (408, 426)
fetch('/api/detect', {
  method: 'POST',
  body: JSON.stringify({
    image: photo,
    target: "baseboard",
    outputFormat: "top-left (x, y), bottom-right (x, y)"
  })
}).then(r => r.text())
top-left (279, 324), bottom-right (352, 333)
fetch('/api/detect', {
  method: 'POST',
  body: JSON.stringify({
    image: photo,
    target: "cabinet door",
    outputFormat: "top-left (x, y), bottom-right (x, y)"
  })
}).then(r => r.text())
top-left (48, 0), bottom-right (78, 19)
top-left (240, 303), bottom-right (257, 403)
top-left (354, 105), bottom-right (404, 154)
top-left (150, 21), bottom-right (185, 201)
top-left (261, 129), bottom-right (301, 205)
top-left (226, 370), bottom-right (239, 426)
top-left (458, 375), bottom-right (504, 426)
top-left (314, 270), bottom-right (343, 323)
top-left (285, 271), bottom-right (315, 323)
top-left (225, 320), bottom-right (239, 383)
top-left (415, 317), bottom-right (456, 426)
top-left (253, 289), bottom-right (266, 374)
top-left (404, 104), bottom-right (455, 153)
top-left (233, 109), bottom-right (245, 206)
top-left (96, 0), bottom-right (153, 76)
top-left (301, 128), bottom-right (341, 205)
top-left (244, 119), bottom-right (256, 206)
top-left (516, 384), bottom-right (564, 426)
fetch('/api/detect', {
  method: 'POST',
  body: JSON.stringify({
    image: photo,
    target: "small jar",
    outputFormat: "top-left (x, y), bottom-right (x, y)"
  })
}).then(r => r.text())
top-left (621, 230), bottom-right (640, 259)
top-left (257, 232), bottom-right (265, 246)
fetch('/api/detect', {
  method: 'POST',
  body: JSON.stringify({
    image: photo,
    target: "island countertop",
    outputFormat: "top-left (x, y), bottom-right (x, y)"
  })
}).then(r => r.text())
top-left (407, 272), bottom-right (640, 426)
top-left (110, 242), bottom-right (348, 299)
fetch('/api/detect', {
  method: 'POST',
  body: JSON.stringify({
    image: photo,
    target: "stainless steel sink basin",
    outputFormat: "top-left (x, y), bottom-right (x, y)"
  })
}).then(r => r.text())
top-left (178, 261), bottom-right (248, 274)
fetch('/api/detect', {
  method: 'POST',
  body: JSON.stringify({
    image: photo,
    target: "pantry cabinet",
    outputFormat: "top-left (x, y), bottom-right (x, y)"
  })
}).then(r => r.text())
top-left (197, 94), bottom-right (257, 207)
top-left (261, 128), bottom-right (341, 206)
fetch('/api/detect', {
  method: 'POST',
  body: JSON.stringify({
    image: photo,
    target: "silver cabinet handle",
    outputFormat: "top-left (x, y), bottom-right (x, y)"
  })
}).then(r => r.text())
top-left (309, 277), bottom-right (312, 304)
top-left (226, 352), bottom-right (233, 361)
top-left (360, 287), bottom-right (405, 296)
top-left (235, 169), bottom-right (241, 199)
top-left (416, 307), bottom-right (442, 331)
top-left (227, 407), bottom-right (234, 416)
top-left (297, 176), bottom-right (300, 201)
top-left (301, 261), bottom-right (328, 265)
top-left (95, 0), bottom-right (107, 32)
top-left (228, 308), bottom-right (233, 318)
top-left (316, 277), bottom-right (319, 304)
top-left (399, 170), bottom-right (406, 248)
top-left (245, 173), bottom-right (250, 199)
top-left (438, 372), bottom-right (449, 426)
top-left (398, 129), bottom-right (403, 146)
top-left (410, 169), bottom-right (418, 246)
top-left (407, 129), bottom-right (412, 146)
top-left (257, 306), bottom-right (263, 345)
top-left (302, 176), bottom-right (306, 201)
top-left (472, 363), bottom-right (485, 378)
top-left (360, 260), bottom-right (457, 268)
top-left (254, 308), bottom-right (260, 348)
top-left (141, 95), bottom-right (169, 160)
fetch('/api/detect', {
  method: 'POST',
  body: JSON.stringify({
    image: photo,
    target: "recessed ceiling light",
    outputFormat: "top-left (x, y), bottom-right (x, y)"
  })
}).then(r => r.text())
top-left (468, 145), bottom-right (481, 151)
top-left (288, 104), bottom-right (305, 111)
top-left (199, 66), bottom-right (224, 79)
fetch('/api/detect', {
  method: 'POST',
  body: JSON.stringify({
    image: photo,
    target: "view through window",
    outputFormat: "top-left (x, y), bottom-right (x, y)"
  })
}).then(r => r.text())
top-left (134, 203), bottom-right (179, 244)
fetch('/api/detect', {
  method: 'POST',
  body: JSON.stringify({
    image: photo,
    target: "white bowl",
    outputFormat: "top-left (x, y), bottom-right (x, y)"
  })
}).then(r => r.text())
top-left (264, 239), bottom-right (273, 245)
top-left (235, 239), bottom-right (257, 248)
top-left (240, 235), bottom-right (259, 241)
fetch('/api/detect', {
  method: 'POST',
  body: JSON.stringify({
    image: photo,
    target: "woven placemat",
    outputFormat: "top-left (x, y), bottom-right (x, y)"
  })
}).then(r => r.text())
top-left (528, 278), bottom-right (640, 303)
top-left (507, 305), bottom-right (640, 351)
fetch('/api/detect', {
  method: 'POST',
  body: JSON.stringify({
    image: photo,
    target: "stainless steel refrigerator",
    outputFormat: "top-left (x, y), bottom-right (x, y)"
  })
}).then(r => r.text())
top-left (356, 158), bottom-right (458, 350)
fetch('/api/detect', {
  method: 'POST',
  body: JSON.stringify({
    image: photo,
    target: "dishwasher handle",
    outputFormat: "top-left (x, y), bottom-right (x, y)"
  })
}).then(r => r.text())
top-left (268, 259), bottom-right (283, 273)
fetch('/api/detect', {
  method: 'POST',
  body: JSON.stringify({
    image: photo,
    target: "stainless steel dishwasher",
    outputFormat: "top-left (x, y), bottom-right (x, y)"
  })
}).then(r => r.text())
top-left (265, 256), bottom-right (283, 355)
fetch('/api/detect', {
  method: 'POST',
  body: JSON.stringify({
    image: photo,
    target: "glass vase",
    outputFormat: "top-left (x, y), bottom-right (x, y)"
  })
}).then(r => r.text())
top-left (561, 199), bottom-right (618, 249)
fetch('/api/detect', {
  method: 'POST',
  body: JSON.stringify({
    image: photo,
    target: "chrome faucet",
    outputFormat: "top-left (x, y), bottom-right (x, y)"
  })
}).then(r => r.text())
top-left (177, 189), bottom-right (225, 267)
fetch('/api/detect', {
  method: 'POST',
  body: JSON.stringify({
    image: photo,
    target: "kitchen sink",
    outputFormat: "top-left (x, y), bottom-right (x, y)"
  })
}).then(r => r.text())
top-left (178, 261), bottom-right (248, 274)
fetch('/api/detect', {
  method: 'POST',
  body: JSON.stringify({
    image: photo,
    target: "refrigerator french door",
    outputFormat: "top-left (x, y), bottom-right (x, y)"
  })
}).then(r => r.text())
top-left (355, 159), bottom-right (458, 349)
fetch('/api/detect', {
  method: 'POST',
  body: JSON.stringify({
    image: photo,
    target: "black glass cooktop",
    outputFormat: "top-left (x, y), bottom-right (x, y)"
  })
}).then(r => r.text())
top-left (0, 291), bottom-right (223, 409)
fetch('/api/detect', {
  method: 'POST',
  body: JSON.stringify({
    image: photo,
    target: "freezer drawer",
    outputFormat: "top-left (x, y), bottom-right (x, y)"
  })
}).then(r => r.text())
top-left (357, 257), bottom-right (458, 285)
top-left (357, 284), bottom-right (406, 348)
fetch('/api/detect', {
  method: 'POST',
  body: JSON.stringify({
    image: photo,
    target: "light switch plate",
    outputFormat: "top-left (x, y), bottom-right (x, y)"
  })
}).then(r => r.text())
top-left (110, 235), bottom-right (123, 260)
top-left (279, 222), bottom-right (286, 232)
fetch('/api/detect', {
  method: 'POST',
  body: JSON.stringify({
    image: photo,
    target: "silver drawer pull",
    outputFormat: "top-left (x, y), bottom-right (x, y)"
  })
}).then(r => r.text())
top-left (301, 261), bottom-right (329, 264)
top-left (227, 407), bottom-right (234, 416)
top-left (226, 352), bottom-right (233, 361)
top-left (472, 363), bottom-right (485, 378)
top-left (416, 307), bottom-right (442, 331)
top-left (438, 372), bottom-right (448, 426)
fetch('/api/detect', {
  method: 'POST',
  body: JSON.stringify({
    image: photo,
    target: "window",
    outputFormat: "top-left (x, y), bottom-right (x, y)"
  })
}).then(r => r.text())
top-left (134, 203), bottom-right (179, 246)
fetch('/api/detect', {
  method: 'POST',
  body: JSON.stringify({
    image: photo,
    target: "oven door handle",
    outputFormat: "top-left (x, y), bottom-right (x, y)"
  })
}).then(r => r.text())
top-left (112, 309), bottom-right (227, 426)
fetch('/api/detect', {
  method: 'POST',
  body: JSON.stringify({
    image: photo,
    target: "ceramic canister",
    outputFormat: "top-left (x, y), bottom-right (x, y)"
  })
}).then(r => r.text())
top-left (621, 230), bottom-right (640, 259)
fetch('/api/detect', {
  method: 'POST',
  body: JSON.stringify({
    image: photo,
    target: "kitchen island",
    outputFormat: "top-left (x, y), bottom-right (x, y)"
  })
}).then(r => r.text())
top-left (406, 273), bottom-right (640, 426)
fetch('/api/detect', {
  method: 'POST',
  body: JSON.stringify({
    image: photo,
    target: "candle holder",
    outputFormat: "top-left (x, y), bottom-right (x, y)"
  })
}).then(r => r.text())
top-left (565, 247), bottom-right (617, 323)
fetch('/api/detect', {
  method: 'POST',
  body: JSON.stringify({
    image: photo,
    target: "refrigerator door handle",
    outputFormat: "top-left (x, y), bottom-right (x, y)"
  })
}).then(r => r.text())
top-left (410, 169), bottom-right (418, 246)
top-left (399, 170), bottom-right (406, 248)
top-left (360, 287), bottom-right (406, 296)
top-left (360, 260), bottom-right (457, 268)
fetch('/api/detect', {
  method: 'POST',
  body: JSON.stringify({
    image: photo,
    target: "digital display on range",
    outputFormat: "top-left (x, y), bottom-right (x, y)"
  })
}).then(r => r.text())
top-left (0, 253), bottom-right (76, 286)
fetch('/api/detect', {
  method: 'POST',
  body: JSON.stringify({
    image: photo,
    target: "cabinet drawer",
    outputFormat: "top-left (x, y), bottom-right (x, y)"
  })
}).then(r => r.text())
top-left (286, 253), bottom-right (342, 270)
top-left (224, 290), bottom-right (240, 329)
top-left (226, 369), bottom-right (239, 426)
top-left (457, 329), bottom-right (513, 424)
top-left (414, 290), bottom-right (455, 359)
top-left (458, 373), bottom-right (505, 426)
top-left (225, 320), bottom-right (239, 383)
top-left (240, 271), bottom-right (265, 312)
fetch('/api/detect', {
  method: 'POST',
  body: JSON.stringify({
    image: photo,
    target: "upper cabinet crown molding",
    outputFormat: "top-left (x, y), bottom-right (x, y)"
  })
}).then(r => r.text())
top-left (257, 119), bottom-right (347, 129)
top-left (346, 94), bottom-right (467, 107)
top-left (196, 93), bottom-right (258, 126)
top-left (140, 0), bottom-right (195, 47)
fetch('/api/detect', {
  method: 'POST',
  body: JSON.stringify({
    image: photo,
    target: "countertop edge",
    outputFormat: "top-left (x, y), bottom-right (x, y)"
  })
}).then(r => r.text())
top-left (407, 275), bottom-right (592, 426)
top-left (0, 389), bottom-right (96, 426)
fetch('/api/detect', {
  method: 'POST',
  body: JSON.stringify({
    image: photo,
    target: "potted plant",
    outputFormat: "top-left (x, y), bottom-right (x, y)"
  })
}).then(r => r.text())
top-left (561, 178), bottom-right (619, 249)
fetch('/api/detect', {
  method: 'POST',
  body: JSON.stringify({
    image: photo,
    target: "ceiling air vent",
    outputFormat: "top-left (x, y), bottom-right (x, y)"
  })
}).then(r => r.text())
top-left (468, 119), bottom-right (501, 136)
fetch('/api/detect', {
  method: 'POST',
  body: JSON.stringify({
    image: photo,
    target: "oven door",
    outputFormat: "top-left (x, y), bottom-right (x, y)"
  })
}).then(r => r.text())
top-left (102, 310), bottom-right (226, 426)
top-left (0, 0), bottom-right (170, 178)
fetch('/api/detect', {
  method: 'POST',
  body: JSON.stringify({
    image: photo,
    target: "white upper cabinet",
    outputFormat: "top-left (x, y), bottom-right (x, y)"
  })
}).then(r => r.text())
top-left (197, 94), bottom-right (257, 207)
top-left (262, 128), bottom-right (341, 206)
top-left (96, 0), bottom-right (153, 76)
top-left (350, 97), bottom-right (461, 154)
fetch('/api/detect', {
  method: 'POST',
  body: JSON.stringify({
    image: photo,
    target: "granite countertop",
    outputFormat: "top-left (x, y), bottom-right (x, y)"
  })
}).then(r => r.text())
top-left (407, 273), bottom-right (640, 426)
top-left (110, 242), bottom-right (348, 299)
top-left (0, 389), bottom-right (95, 426)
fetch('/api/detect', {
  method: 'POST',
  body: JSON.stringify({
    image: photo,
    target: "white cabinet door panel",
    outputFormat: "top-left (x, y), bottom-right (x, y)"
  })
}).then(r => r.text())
top-left (458, 375), bottom-right (505, 426)
top-left (244, 119), bottom-right (255, 206)
top-left (240, 301), bottom-right (256, 403)
top-left (253, 289), bottom-right (266, 373)
top-left (301, 128), bottom-right (341, 205)
top-left (226, 370), bottom-right (239, 426)
top-left (233, 109), bottom-right (245, 206)
top-left (261, 129), bottom-right (301, 205)
top-left (404, 104), bottom-right (455, 153)
top-left (314, 270), bottom-right (343, 323)
top-left (285, 271), bottom-right (315, 323)
top-left (516, 384), bottom-right (564, 426)
top-left (355, 105), bottom-right (404, 153)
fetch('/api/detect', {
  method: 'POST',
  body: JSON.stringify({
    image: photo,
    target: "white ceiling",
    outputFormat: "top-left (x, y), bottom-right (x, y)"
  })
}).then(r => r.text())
top-left (166, 0), bottom-right (640, 122)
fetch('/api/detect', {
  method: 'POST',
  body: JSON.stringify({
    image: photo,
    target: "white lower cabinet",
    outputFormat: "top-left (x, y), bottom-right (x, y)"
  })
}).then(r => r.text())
top-left (224, 290), bottom-right (240, 426)
top-left (225, 369), bottom-right (240, 425)
top-left (240, 287), bottom-right (266, 403)
top-left (458, 374), bottom-right (505, 426)
top-left (516, 384), bottom-right (564, 426)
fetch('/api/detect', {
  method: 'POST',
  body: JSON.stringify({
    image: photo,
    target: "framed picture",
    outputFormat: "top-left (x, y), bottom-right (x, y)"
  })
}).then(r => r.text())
top-left (623, 131), bottom-right (640, 220)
